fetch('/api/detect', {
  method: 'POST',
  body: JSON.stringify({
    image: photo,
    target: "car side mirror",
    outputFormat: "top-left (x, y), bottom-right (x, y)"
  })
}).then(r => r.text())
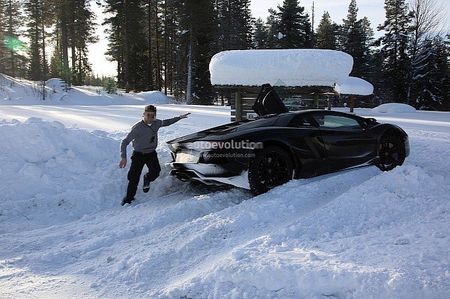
top-left (365, 118), bottom-right (377, 127)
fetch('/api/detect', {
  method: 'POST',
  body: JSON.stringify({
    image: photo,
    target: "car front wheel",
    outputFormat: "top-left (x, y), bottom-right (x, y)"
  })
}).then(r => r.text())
top-left (375, 133), bottom-right (406, 171)
top-left (248, 146), bottom-right (294, 195)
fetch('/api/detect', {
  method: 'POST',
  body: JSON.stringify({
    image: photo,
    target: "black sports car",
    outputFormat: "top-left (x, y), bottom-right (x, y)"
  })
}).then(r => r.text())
top-left (167, 84), bottom-right (410, 195)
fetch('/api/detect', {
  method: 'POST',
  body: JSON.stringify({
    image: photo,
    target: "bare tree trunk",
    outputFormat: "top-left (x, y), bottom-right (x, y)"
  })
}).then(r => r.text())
top-left (7, 0), bottom-right (15, 77)
top-left (41, 14), bottom-right (46, 100)
top-left (155, 1), bottom-right (161, 91)
top-left (61, 9), bottom-right (69, 85)
top-left (163, 0), bottom-right (168, 95)
top-left (147, 0), bottom-right (153, 89)
top-left (123, 0), bottom-right (130, 92)
top-left (77, 47), bottom-right (82, 84)
top-left (186, 28), bottom-right (192, 104)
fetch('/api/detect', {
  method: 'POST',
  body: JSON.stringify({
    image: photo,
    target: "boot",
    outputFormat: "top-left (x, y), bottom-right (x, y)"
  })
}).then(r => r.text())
top-left (143, 173), bottom-right (151, 193)
top-left (121, 196), bottom-right (135, 206)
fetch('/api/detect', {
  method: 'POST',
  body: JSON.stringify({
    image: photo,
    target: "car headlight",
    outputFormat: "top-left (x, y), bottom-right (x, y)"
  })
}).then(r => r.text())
top-left (175, 150), bottom-right (201, 163)
top-left (167, 142), bottom-right (179, 153)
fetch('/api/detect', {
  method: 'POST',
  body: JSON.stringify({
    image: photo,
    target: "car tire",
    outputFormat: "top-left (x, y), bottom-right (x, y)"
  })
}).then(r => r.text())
top-left (248, 145), bottom-right (294, 195)
top-left (375, 133), bottom-right (406, 171)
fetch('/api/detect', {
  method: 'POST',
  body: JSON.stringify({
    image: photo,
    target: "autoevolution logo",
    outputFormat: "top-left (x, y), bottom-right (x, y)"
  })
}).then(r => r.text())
top-left (191, 140), bottom-right (264, 150)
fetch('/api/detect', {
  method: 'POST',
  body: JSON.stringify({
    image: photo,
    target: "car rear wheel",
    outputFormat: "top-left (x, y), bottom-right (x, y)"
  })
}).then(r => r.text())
top-left (248, 146), bottom-right (294, 195)
top-left (375, 133), bottom-right (406, 171)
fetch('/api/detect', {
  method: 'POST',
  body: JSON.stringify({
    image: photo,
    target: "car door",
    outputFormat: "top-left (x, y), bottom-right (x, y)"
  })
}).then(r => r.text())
top-left (252, 84), bottom-right (289, 116)
top-left (286, 114), bottom-right (330, 177)
top-left (311, 112), bottom-right (377, 171)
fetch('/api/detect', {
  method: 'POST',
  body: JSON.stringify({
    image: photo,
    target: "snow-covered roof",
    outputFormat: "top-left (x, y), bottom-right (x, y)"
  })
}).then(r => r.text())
top-left (210, 49), bottom-right (353, 87)
top-left (334, 76), bottom-right (374, 96)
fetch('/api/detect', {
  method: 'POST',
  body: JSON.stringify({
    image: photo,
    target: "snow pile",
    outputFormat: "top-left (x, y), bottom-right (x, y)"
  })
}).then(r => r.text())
top-left (0, 74), bottom-right (174, 105)
top-left (210, 49), bottom-right (353, 87)
top-left (46, 78), bottom-right (69, 92)
top-left (0, 118), bottom-right (122, 231)
top-left (153, 163), bottom-right (450, 298)
top-left (335, 76), bottom-right (374, 95)
top-left (128, 90), bottom-right (175, 104)
top-left (373, 103), bottom-right (417, 113)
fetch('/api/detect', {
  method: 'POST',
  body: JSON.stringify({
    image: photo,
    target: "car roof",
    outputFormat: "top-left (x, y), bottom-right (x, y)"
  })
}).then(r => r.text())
top-left (283, 109), bottom-right (364, 118)
top-left (275, 109), bottom-right (366, 125)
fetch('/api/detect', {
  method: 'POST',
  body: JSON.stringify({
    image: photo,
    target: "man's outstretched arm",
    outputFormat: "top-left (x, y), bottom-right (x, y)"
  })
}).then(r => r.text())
top-left (161, 113), bottom-right (190, 127)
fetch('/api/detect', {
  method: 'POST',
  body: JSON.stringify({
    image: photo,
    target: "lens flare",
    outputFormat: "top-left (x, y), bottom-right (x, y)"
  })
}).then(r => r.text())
top-left (3, 36), bottom-right (26, 52)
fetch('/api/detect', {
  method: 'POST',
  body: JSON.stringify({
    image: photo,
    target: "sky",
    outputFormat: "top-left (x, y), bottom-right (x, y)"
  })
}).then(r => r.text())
top-left (88, 0), bottom-right (450, 77)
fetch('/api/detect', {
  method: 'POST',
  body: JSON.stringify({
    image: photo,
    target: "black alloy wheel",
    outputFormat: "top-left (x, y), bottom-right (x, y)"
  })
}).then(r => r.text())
top-left (248, 146), bottom-right (294, 195)
top-left (376, 134), bottom-right (406, 171)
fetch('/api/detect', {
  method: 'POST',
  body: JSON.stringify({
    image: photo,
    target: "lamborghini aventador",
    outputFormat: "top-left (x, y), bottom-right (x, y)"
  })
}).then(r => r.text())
top-left (167, 84), bottom-right (409, 195)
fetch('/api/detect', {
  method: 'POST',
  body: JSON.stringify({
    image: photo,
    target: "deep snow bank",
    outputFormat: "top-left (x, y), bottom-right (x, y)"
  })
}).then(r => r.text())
top-left (0, 74), bottom-right (174, 105)
top-left (0, 118), bottom-right (122, 231)
top-left (155, 163), bottom-right (450, 298)
top-left (373, 103), bottom-right (417, 113)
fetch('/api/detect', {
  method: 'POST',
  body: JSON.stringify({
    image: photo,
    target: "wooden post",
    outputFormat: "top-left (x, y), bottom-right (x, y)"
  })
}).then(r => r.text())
top-left (350, 96), bottom-right (355, 113)
top-left (235, 91), bottom-right (242, 121)
top-left (314, 93), bottom-right (319, 109)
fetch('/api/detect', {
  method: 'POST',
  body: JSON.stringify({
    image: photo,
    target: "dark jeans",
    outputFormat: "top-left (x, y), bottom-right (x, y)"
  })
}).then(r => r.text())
top-left (126, 151), bottom-right (161, 199)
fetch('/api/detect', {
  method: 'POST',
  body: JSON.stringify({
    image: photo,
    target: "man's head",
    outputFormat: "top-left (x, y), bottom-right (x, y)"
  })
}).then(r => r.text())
top-left (143, 105), bottom-right (156, 123)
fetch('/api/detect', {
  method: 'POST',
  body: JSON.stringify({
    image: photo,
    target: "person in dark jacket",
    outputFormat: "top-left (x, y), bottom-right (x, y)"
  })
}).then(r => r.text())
top-left (119, 105), bottom-right (189, 205)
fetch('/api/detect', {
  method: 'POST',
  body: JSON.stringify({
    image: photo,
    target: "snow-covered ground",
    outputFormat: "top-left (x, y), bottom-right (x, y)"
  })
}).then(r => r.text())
top-left (0, 83), bottom-right (449, 298)
top-left (0, 74), bottom-right (174, 106)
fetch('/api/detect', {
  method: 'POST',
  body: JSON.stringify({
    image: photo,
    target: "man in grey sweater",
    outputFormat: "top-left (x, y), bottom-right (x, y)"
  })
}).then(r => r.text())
top-left (119, 105), bottom-right (189, 205)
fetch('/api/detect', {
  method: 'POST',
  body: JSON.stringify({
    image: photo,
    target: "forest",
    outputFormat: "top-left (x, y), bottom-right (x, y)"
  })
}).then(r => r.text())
top-left (0, 0), bottom-right (449, 109)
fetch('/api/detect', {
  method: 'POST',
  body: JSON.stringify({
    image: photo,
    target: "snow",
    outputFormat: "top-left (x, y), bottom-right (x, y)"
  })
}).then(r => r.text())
top-left (0, 74), bottom-right (174, 105)
top-left (335, 76), bottom-right (374, 96)
top-left (46, 78), bottom-right (69, 92)
top-left (373, 103), bottom-right (417, 113)
top-left (0, 80), bottom-right (450, 298)
top-left (0, 118), bottom-right (120, 231)
top-left (210, 49), bottom-right (354, 87)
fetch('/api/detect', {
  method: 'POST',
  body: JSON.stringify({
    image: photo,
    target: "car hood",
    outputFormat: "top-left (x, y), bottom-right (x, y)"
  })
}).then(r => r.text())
top-left (252, 84), bottom-right (289, 116)
top-left (167, 117), bottom-right (278, 145)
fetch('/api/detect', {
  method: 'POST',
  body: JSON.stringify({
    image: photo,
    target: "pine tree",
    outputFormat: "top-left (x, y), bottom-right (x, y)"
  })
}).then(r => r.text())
top-left (316, 12), bottom-right (338, 50)
top-left (71, 1), bottom-right (97, 85)
top-left (104, 0), bottom-right (148, 92)
top-left (216, 0), bottom-right (253, 51)
top-left (52, 0), bottom-right (70, 83)
top-left (24, 0), bottom-right (45, 80)
top-left (103, 0), bottom-right (125, 88)
top-left (277, 0), bottom-right (312, 48)
top-left (179, 0), bottom-right (216, 104)
top-left (359, 16), bottom-right (374, 78)
top-left (0, 0), bottom-right (6, 73)
top-left (378, 0), bottom-right (412, 102)
top-left (413, 37), bottom-right (449, 110)
top-left (253, 18), bottom-right (269, 49)
top-left (1, 0), bottom-right (23, 77)
top-left (265, 8), bottom-right (280, 48)
top-left (164, 1), bottom-right (186, 98)
top-left (341, 0), bottom-right (367, 77)
top-left (445, 35), bottom-right (450, 110)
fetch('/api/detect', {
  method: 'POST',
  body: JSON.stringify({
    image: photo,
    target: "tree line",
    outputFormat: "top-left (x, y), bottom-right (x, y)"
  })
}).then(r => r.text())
top-left (0, 0), bottom-right (448, 109)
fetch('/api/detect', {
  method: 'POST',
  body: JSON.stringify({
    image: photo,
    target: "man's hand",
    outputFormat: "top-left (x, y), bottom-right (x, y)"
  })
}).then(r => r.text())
top-left (119, 158), bottom-right (127, 168)
top-left (180, 112), bottom-right (191, 119)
